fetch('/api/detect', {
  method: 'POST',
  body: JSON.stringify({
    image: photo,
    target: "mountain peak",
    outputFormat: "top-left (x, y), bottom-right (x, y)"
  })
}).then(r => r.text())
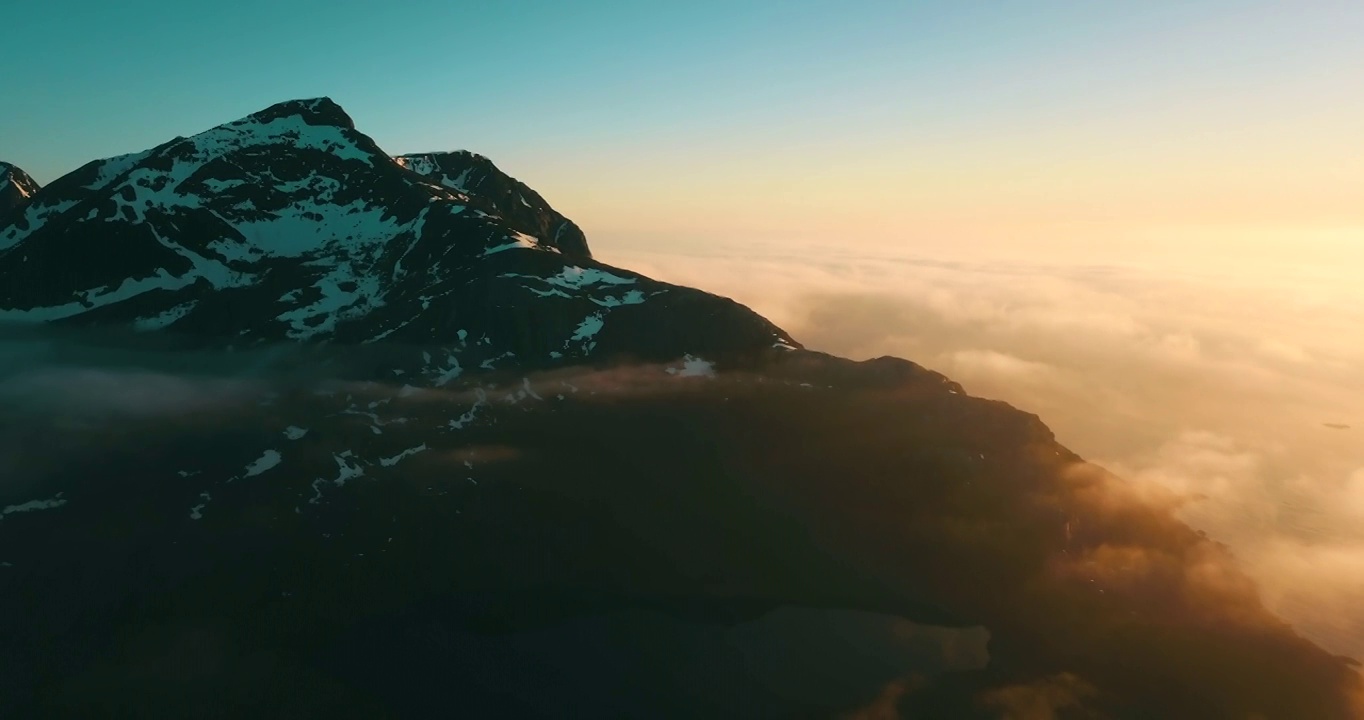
top-left (243, 96), bottom-right (356, 130)
top-left (0, 100), bottom-right (791, 364)
top-left (395, 150), bottom-right (592, 260)
top-left (0, 161), bottom-right (41, 219)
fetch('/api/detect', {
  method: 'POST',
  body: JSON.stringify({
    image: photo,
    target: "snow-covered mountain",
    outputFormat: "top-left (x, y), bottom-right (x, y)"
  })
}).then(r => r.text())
top-left (0, 98), bottom-right (795, 376)
top-left (0, 162), bottom-right (41, 219)
top-left (1, 99), bottom-right (1361, 719)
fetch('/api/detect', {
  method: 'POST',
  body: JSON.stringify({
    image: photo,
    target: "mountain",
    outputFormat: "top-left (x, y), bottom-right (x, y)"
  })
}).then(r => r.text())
top-left (1, 99), bottom-right (1361, 720)
top-left (394, 150), bottom-right (592, 261)
top-left (0, 99), bottom-right (792, 371)
top-left (0, 162), bottom-right (41, 219)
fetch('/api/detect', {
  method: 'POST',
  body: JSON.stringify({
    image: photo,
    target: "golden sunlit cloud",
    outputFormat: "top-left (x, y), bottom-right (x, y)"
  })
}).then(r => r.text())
top-left (596, 239), bottom-right (1364, 665)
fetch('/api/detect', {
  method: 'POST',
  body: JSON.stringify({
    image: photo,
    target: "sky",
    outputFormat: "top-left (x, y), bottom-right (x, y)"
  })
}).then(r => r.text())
top-left (6, 0), bottom-right (1364, 664)
top-left (7, 1), bottom-right (1364, 259)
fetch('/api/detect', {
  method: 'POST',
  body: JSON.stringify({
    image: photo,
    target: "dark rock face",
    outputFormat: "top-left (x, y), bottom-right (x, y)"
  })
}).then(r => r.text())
top-left (1, 99), bottom-right (1361, 719)
top-left (0, 162), bottom-right (41, 220)
top-left (394, 150), bottom-right (592, 261)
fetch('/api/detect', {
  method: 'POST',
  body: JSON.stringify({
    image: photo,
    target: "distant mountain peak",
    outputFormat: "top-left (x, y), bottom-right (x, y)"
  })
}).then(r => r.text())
top-left (0, 161), bottom-right (41, 219)
top-left (244, 96), bottom-right (357, 130)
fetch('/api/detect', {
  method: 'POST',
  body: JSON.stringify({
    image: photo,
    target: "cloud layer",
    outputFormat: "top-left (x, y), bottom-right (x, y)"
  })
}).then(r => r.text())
top-left (603, 238), bottom-right (1364, 662)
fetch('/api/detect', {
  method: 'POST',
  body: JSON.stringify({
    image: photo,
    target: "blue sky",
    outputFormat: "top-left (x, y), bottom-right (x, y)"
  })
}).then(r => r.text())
top-left (7, 1), bottom-right (1355, 176)
top-left (5, 1), bottom-right (1362, 258)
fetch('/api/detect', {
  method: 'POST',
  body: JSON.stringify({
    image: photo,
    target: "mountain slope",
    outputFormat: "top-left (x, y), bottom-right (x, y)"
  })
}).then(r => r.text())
top-left (395, 150), bottom-right (591, 260)
top-left (0, 99), bottom-right (1360, 720)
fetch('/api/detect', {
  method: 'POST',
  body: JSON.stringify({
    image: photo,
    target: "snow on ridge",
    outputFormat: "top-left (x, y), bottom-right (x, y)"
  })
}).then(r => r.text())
top-left (394, 154), bottom-right (438, 177)
top-left (1, 165), bottom-right (34, 200)
top-left (0, 107), bottom-right (596, 335)
top-left (275, 262), bottom-right (387, 340)
top-left (206, 196), bottom-right (403, 263)
top-left (85, 147), bottom-right (157, 192)
top-left (590, 291), bottom-right (647, 308)
top-left (78, 108), bottom-right (376, 217)
top-left (2, 109), bottom-right (390, 256)
top-left (0, 226), bottom-right (255, 321)
top-left (441, 166), bottom-right (474, 192)
top-left (546, 266), bottom-right (635, 290)
top-left (484, 231), bottom-right (556, 257)
top-left (2, 217), bottom-right (258, 320)
top-left (0, 199), bottom-right (79, 251)
top-left (108, 165), bottom-right (207, 224)
top-left (501, 264), bottom-right (648, 308)
top-left (189, 111), bottom-right (375, 163)
top-left (395, 154), bottom-right (476, 193)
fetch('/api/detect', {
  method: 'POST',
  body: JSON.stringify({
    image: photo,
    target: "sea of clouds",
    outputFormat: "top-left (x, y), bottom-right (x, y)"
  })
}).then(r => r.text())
top-left (603, 236), bottom-right (1364, 662)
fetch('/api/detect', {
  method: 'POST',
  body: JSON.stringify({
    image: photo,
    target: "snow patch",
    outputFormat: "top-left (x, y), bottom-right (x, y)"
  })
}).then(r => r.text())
top-left (591, 290), bottom-right (647, 307)
top-left (426, 350), bottom-right (463, 387)
top-left (309, 451), bottom-right (365, 504)
top-left (1, 226), bottom-right (254, 321)
top-left (134, 301), bottom-right (198, 330)
top-left (448, 389), bottom-right (488, 430)
top-left (207, 196), bottom-right (400, 261)
top-left (275, 260), bottom-right (386, 340)
top-left (667, 355), bottom-right (716, 378)
top-left (241, 449), bottom-right (283, 478)
top-left (483, 231), bottom-right (543, 256)
top-left (397, 156), bottom-right (476, 194)
top-left (85, 148), bottom-right (156, 192)
top-left (2, 493), bottom-right (67, 518)
top-left (189, 492), bottom-right (211, 520)
top-left (380, 444), bottom-right (428, 467)
top-left (479, 351), bottom-right (516, 371)
top-left (548, 266), bottom-right (635, 289)
top-left (189, 112), bottom-right (376, 164)
top-left (0, 199), bottom-right (79, 251)
top-left (500, 266), bottom-right (644, 308)
top-left (395, 154), bottom-right (438, 177)
top-left (571, 313), bottom-right (604, 342)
